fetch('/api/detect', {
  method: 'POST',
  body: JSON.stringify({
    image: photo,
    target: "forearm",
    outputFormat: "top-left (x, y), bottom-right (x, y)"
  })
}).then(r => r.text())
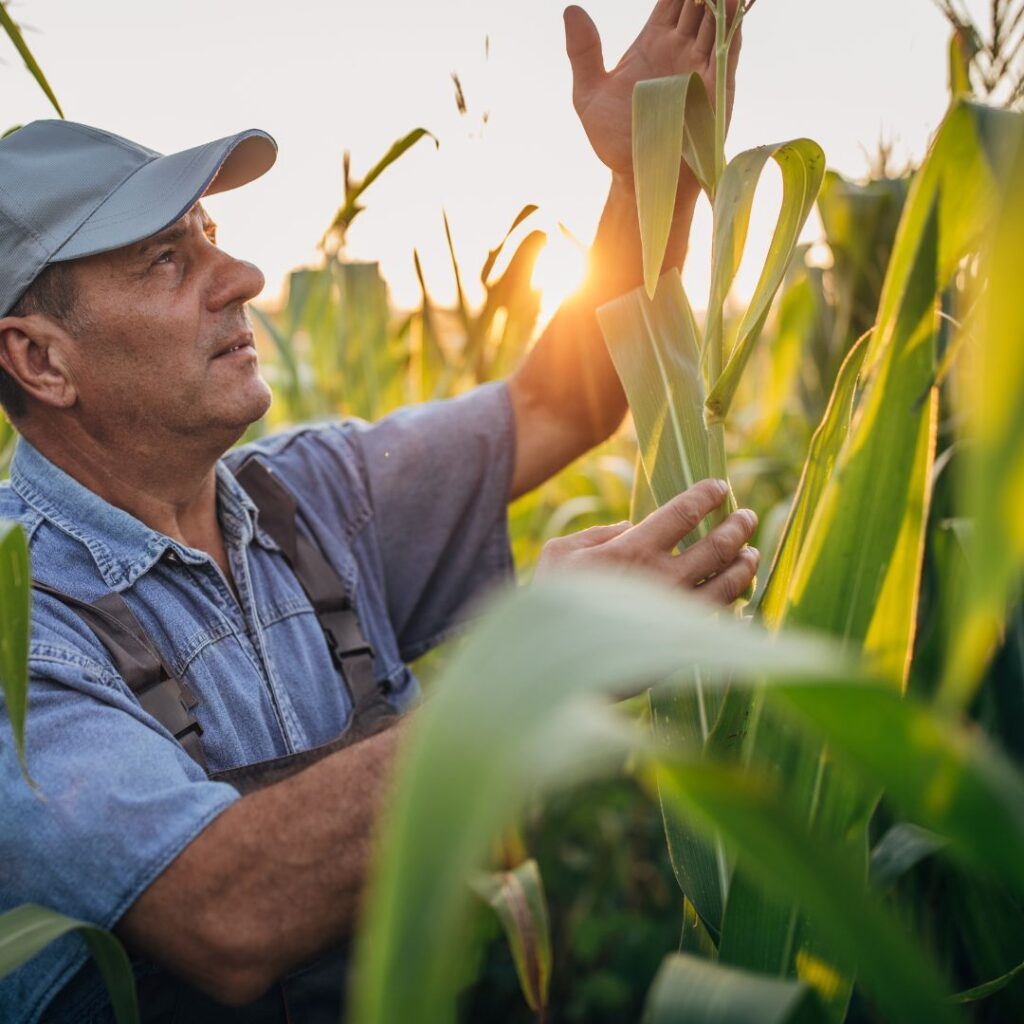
top-left (508, 174), bottom-right (699, 498)
top-left (116, 727), bottom-right (398, 1004)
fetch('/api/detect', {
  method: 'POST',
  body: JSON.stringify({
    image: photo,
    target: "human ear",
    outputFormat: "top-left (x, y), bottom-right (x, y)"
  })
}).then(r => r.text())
top-left (0, 315), bottom-right (79, 411)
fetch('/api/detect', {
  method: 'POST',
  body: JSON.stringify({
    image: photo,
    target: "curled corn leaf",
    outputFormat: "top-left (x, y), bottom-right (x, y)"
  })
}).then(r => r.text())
top-left (704, 139), bottom-right (826, 425)
top-left (633, 73), bottom-right (716, 297)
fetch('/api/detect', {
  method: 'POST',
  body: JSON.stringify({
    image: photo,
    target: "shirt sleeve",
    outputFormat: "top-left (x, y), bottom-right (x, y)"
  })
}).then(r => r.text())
top-left (346, 381), bottom-right (517, 659)
top-left (0, 645), bottom-right (239, 1019)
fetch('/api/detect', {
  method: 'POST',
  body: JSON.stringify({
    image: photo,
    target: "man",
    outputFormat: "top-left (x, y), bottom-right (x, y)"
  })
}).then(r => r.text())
top-left (0, 1), bottom-right (756, 1020)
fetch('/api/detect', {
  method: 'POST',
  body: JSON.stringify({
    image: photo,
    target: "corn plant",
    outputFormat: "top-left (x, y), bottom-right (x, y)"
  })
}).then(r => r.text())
top-left (938, 0), bottom-right (1024, 106)
top-left (349, 13), bottom-right (1024, 1024)
top-left (252, 137), bottom-right (545, 430)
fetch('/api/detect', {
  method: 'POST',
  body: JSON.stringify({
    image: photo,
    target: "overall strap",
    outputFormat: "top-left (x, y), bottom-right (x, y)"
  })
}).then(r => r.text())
top-left (233, 456), bottom-right (391, 729)
top-left (31, 580), bottom-right (207, 770)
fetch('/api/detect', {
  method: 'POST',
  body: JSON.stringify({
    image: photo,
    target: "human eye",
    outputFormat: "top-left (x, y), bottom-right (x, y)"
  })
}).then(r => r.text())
top-left (152, 248), bottom-right (176, 266)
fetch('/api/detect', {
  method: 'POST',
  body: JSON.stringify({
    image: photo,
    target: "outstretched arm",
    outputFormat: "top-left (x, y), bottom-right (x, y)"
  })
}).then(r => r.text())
top-left (507, 0), bottom-right (741, 499)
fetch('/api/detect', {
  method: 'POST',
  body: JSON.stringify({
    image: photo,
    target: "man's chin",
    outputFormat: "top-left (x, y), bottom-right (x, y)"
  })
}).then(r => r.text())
top-left (203, 379), bottom-right (274, 444)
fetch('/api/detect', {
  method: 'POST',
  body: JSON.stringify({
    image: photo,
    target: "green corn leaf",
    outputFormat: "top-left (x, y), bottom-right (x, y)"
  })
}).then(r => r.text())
top-left (758, 331), bottom-right (869, 626)
top-left (869, 823), bottom-right (948, 892)
top-left (865, 101), bottom-right (1020, 377)
top-left (0, 905), bottom-right (138, 1024)
top-left (814, 171), bottom-right (907, 387)
top-left (951, 959), bottom-right (1024, 1004)
top-left (0, 521), bottom-right (30, 777)
top-left (650, 678), bottom-right (729, 937)
top-left (751, 256), bottom-right (820, 446)
top-left (322, 128), bottom-right (437, 248)
top-left (948, 28), bottom-right (976, 101)
top-left (0, 4), bottom-right (63, 117)
top-left (629, 451), bottom-right (658, 522)
top-left (717, 107), bottom-right (1004, 1010)
top-left (633, 73), bottom-right (715, 296)
top-left (480, 204), bottom-right (539, 285)
top-left (944, 125), bottom-right (1024, 702)
top-left (780, 197), bottom-right (938, 679)
top-left (328, 260), bottom-right (397, 421)
top-left (717, 116), bottom-right (953, 1014)
top-left (470, 859), bottom-right (551, 1015)
top-left (653, 763), bottom-right (957, 1024)
top-left (772, 683), bottom-right (1024, 895)
top-left (678, 896), bottom-right (718, 959)
top-left (784, 101), bottom-right (1023, 677)
top-left (350, 572), bottom-right (842, 1024)
top-left (704, 139), bottom-right (825, 425)
top-left (598, 271), bottom-right (712, 541)
top-left (598, 270), bottom-right (731, 932)
top-left (411, 249), bottom-right (452, 401)
top-left (643, 952), bottom-right (827, 1024)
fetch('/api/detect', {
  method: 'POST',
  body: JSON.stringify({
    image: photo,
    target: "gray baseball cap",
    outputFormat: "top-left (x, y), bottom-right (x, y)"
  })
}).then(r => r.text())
top-left (0, 119), bottom-right (278, 316)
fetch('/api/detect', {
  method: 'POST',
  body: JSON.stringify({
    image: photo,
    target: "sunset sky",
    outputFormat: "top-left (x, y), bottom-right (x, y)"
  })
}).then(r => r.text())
top-left (4, 0), bottom-right (971, 318)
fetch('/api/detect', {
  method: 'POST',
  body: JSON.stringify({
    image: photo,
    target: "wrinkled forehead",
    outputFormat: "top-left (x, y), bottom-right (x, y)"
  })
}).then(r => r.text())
top-left (80, 202), bottom-right (215, 274)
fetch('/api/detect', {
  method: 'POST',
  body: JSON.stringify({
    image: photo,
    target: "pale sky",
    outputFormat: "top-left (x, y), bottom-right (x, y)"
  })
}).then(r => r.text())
top-left (3, 0), bottom-right (972, 317)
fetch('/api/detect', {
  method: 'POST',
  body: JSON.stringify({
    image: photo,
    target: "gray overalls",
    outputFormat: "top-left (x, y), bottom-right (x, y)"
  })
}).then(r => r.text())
top-left (37, 456), bottom-right (395, 1023)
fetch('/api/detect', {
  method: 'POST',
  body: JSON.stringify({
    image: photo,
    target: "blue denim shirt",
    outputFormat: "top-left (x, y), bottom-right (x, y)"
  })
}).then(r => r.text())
top-left (0, 382), bottom-right (515, 1023)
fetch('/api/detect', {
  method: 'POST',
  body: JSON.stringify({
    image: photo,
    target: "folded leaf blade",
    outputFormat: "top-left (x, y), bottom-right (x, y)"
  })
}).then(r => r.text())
top-left (598, 273), bottom-right (712, 540)
top-left (705, 140), bottom-right (826, 424)
top-left (633, 74), bottom-right (716, 297)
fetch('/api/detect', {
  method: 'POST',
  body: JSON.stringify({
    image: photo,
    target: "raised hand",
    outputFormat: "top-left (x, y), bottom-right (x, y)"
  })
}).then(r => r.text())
top-left (535, 478), bottom-right (759, 607)
top-left (564, 0), bottom-right (742, 184)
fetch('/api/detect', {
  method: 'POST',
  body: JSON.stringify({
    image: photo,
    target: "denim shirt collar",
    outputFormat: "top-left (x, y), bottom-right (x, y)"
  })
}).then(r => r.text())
top-left (10, 438), bottom-right (279, 591)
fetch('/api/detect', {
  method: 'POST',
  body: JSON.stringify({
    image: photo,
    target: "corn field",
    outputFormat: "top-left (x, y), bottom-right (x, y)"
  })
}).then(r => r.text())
top-left (4, 2), bottom-right (1024, 1022)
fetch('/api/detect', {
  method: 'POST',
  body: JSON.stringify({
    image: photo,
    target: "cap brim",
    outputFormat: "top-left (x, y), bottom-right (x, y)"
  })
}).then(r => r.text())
top-left (51, 129), bottom-right (277, 262)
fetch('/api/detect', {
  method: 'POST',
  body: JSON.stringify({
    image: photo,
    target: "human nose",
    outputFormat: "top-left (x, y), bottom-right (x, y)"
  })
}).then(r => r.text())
top-left (206, 250), bottom-right (266, 311)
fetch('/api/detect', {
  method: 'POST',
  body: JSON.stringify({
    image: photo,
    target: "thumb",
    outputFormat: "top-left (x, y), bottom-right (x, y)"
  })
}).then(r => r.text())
top-left (563, 6), bottom-right (605, 104)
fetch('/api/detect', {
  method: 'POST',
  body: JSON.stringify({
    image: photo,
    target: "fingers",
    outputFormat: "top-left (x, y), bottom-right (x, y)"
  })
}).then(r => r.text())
top-left (534, 520), bottom-right (632, 580)
top-left (699, 545), bottom-right (760, 605)
top-left (676, 508), bottom-right (757, 584)
top-left (692, 0), bottom-right (742, 58)
top-left (695, 5), bottom-right (717, 58)
top-left (677, 0), bottom-right (705, 36)
top-left (571, 521), bottom-right (633, 548)
top-left (622, 479), bottom-right (729, 553)
top-left (649, 0), bottom-right (685, 27)
top-left (563, 6), bottom-right (606, 105)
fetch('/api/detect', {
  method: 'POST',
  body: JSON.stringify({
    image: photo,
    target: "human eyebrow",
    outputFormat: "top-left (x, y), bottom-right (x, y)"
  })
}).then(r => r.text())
top-left (129, 208), bottom-right (217, 264)
top-left (130, 223), bottom-right (190, 263)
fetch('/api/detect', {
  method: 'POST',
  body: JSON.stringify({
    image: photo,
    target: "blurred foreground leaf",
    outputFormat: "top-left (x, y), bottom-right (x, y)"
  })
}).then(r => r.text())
top-left (0, 521), bottom-right (29, 775)
top-left (0, 905), bottom-right (137, 1024)
top-left (643, 952), bottom-right (827, 1024)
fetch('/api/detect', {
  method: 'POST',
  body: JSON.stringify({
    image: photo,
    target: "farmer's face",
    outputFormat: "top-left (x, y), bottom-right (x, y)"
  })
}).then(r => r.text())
top-left (64, 203), bottom-right (271, 446)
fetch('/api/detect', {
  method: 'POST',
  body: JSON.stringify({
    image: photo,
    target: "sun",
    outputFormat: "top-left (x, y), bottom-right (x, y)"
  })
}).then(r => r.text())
top-left (531, 228), bottom-right (589, 324)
